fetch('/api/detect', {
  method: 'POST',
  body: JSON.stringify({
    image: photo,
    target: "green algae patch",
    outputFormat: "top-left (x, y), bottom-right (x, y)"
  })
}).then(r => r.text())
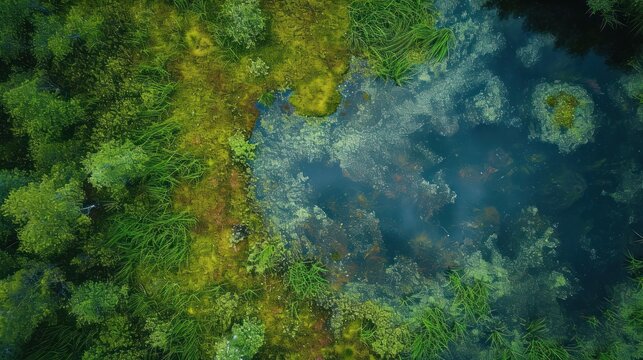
top-left (545, 91), bottom-right (580, 129)
top-left (532, 82), bottom-right (595, 153)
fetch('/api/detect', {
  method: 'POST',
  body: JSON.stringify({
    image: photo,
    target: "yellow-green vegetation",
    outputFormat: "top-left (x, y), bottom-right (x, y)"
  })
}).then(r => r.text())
top-left (545, 91), bottom-right (580, 129)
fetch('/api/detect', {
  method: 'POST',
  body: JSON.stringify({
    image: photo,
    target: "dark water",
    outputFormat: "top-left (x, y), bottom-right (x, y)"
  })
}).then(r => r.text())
top-left (250, 0), bottom-right (643, 320)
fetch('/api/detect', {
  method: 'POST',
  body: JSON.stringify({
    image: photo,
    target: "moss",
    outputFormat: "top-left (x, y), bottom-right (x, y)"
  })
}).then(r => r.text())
top-left (545, 91), bottom-right (580, 129)
top-left (289, 74), bottom-right (342, 116)
top-left (185, 27), bottom-right (214, 57)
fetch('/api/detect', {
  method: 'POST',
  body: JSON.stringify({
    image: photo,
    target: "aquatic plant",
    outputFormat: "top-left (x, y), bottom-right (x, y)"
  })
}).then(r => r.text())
top-left (287, 260), bottom-right (329, 300)
top-left (448, 271), bottom-right (491, 320)
top-left (531, 82), bottom-right (595, 153)
top-left (214, 318), bottom-right (265, 360)
top-left (228, 132), bottom-right (257, 164)
top-left (522, 319), bottom-right (570, 360)
top-left (348, 0), bottom-right (453, 84)
top-left (411, 306), bottom-right (460, 360)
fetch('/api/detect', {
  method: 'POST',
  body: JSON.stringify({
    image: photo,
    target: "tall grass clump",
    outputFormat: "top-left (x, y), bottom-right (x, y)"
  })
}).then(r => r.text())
top-left (349, 0), bottom-right (453, 84)
top-left (522, 319), bottom-right (570, 360)
top-left (410, 306), bottom-right (461, 360)
top-left (448, 271), bottom-right (491, 321)
top-left (287, 260), bottom-right (329, 300)
top-left (105, 120), bottom-right (205, 280)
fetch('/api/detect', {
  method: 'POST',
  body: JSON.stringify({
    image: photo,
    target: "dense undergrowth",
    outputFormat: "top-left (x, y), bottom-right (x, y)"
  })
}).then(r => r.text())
top-left (0, 0), bottom-right (641, 359)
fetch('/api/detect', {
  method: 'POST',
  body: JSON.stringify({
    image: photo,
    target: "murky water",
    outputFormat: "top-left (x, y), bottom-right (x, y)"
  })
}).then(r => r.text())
top-left (250, 0), bottom-right (642, 325)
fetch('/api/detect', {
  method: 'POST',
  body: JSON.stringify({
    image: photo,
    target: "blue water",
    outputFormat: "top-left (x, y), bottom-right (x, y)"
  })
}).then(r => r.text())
top-left (250, 0), bottom-right (642, 326)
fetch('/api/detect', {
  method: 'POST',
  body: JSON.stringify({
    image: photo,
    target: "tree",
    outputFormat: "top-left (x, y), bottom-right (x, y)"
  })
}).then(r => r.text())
top-left (83, 140), bottom-right (149, 198)
top-left (1, 172), bottom-right (89, 257)
top-left (1, 75), bottom-right (85, 144)
top-left (215, 318), bottom-right (265, 360)
top-left (0, 169), bottom-right (30, 243)
top-left (31, 6), bottom-right (105, 63)
top-left (0, 0), bottom-right (32, 62)
top-left (69, 281), bottom-right (127, 325)
top-left (220, 0), bottom-right (266, 49)
top-left (0, 262), bottom-right (67, 359)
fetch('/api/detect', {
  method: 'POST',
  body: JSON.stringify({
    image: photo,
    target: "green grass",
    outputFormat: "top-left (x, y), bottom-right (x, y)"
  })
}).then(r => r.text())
top-left (109, 210), bottom-right (196, 280)
top-left (286, 261), bottom-right (329, 300)
top-left (448, 271), bottom-right (491, 320)
top-left (522, 319), bottom-right (570, 360)
top-left (349, 0), bottom-right (453, 84)
top-left (411, 306), bottom-right (460, 360)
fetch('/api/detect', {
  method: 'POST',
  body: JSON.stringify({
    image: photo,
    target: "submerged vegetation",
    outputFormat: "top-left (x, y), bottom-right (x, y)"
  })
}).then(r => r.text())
top-left (0, 0), bottom-right (641, 359)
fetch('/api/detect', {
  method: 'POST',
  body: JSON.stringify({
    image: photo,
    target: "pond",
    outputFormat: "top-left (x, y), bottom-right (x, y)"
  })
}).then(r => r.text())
top-left (250, 0), bottom-right (642, 338)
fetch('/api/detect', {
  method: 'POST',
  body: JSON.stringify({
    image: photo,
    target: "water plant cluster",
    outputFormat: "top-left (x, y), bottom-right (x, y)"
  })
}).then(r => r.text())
top-left (0, 0), bottom-right (641, 359)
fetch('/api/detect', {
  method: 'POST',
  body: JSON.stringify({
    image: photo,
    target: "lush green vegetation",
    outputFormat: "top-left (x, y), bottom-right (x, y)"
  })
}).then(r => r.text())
top-left (348, 0), bottom-right (453, 83)
top-left (0, 0), bottom-right (640, 359)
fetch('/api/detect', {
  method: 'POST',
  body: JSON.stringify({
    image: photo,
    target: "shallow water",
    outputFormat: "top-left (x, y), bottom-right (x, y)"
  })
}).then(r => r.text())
top-left (250, 0), bottom-right (642, 325)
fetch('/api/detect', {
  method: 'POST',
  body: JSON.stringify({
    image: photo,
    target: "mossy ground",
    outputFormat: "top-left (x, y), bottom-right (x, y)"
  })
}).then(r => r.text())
top-left (127, 0), bottom-right (354, 357)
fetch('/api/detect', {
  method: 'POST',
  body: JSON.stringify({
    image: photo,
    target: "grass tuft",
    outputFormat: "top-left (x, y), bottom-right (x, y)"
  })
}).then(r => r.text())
top-left (349, 0), bottom-right (453, 84)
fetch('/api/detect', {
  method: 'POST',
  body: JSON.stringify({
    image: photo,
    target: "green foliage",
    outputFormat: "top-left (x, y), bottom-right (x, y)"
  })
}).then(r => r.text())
top-left (411, 306), bottom-right (461, 360)
top-left (287, 260), bottom-right (329, 300)
top-left (69, 281), bottom-right (127, 325)
top-left (0, 169), bottom-right (30, 243)
top-left (348, 0), bottom-right (453, 84)
top-left (246, 238), bottom-right (284, 275)
top-left (448, 271), bottom-right (491, 321)
top-left (108, 210), bottom-right (195, 279)
top-left (130, 282), bottom-right (236, 359)
top-left (0, 0), bottom-right (32, 62)
top-left (1, 75), bottom-right (84, 144)
top-left (0, 262), bottom-right (67, 358)
top-left (228, 132), bottom-right (257, 164)
top-left (1, 173), bottom-right (89, 257)
top-left (104, 121), bottom-right (204, 279)
top-left (214, 318), bottom-right (265, 360)
top-left (220, 0), bottom-right (266, 49)
top-left (587, 0), bottom-right (643, 34)
top-left (81, 315), bottom-right (146, 360)
top-left (32, 7), bottom-right (105, 63)
top-left (83, 140), bottom-right (149, 199)
top-left (522, 319), bottom-right (570, 360)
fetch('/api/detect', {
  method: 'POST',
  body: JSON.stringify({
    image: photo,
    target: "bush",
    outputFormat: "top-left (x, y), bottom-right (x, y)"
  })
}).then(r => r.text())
top-left (1, 173), bottom-right (89, 257)
top-left (68, 281), bottom-right (127, 325)
top-left (0, 263), bottom-right (67, 358)
top-left (83, 140), bottom-right (149, 199)
top-left (220, 0), bottom-right (266, 49)
top-left (215, 318), bottom-right (265, 360)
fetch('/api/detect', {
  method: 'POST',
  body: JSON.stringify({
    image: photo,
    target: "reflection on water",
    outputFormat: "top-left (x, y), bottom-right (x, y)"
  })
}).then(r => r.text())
top-left (250, 0), bottom-right (642, 342)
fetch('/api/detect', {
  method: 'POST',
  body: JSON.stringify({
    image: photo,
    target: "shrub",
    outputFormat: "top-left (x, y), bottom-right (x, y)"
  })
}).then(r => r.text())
top-left (220, 0), bottom-right (266, 49)
top-left (0, 263), bottom-right (67, 358)
top-left (83, 140), bottom-right (149, 198)
top-left (1, 173), bottom-right (89, 257)
top-left (215, 318), bottom-right (265, 360)
top-left (68, 281), bottom-right (127, 325)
